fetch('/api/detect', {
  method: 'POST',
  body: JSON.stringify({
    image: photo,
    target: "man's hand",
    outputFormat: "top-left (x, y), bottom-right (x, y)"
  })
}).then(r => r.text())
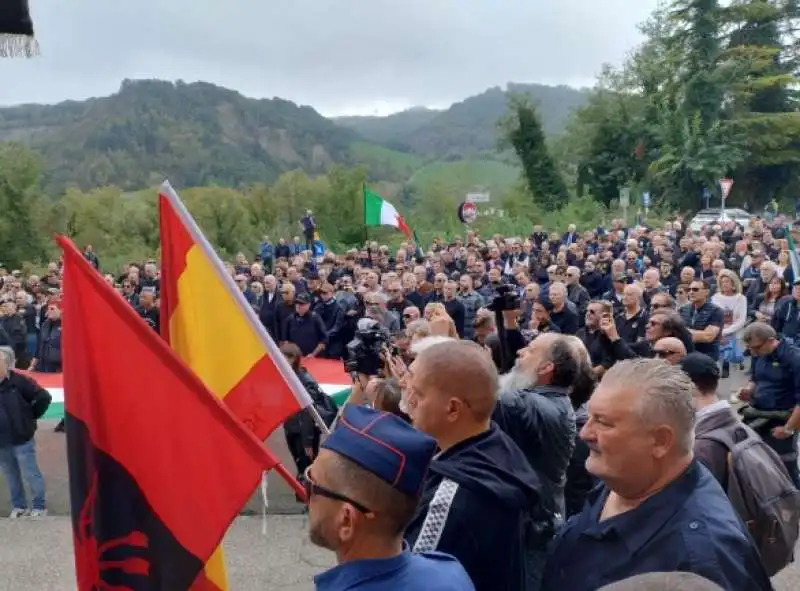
top-left (736, 385), bottom-right (753, 402)
top-left (772, 426), bottom-right (794, 440)
top-left (599, 316), bottom-right (619, 341)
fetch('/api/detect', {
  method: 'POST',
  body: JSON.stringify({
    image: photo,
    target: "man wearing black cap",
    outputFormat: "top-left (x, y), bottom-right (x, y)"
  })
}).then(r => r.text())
top-left (308, 405), bottom-right (475, 590)
top-left (283, 292), bottom-right (327, 358)
top-left (679, 353), bottom-right (738, 486)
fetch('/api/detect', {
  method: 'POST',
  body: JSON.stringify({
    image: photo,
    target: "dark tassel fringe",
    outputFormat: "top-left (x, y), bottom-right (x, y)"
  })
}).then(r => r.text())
top-left (0, 34), bottom-right (39, 58)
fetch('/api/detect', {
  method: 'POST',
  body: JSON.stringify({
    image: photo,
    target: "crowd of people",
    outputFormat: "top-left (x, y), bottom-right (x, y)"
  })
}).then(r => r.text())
top-left (2, 211), bottom-right (800, 589)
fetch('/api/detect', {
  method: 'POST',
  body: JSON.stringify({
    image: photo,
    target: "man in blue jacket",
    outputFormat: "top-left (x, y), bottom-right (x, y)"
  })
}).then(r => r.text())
top-left (309, 405), bottom-right (475, 591)
top-left (403, 339), bottom-right (546, 591)
top-left (541, 358), bottom-right (771, 591)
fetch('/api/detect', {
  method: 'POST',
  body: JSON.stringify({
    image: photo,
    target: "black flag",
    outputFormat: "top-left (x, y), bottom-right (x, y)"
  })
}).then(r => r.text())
top-left (0, 0), bottom-right (38, 58)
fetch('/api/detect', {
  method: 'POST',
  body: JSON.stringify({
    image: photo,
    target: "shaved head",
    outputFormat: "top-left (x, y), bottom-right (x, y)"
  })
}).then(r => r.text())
top-left (411, 339), bottom-right (498, 422)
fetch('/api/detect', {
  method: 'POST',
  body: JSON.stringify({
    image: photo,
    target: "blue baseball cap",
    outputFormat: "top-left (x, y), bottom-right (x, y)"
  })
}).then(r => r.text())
top-left (322, 406), bottom-right (437, 497)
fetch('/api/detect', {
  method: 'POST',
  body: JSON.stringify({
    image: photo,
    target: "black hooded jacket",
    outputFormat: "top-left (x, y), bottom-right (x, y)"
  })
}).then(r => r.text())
top-left (405, 424), bottom-right (545, 591)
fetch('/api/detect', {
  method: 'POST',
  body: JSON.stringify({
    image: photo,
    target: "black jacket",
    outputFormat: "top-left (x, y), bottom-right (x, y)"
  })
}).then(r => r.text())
top-left (314, 298), bottom-right (345, 359)
top-left (492, 384), bottom-right (576, 518)
top-left (405, 425), bottom-right (545, 591)
top-left (0, 371), bottom-right (52, 446)
top-left (258, 291), bottom-right (281, 340)
top-left (36, 319), bottom-right (62, 372)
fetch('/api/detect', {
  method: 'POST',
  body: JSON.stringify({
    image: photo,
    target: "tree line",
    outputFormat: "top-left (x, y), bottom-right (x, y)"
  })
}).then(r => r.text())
top-left (507, 0), bottom-right (800, 214)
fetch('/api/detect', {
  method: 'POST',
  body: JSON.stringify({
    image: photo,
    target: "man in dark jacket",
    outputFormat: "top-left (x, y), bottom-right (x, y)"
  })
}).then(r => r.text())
top-left (258, 275), bottom-right (281, 340)
top-left (0, 348), bottom-right (51, 518)
top-left (30, 300), bottom-right (62, 373)
top-left (494, 333), bottom-right (577, 521)
top-left (404, 339), bottom-right (546, 591)
top-left (313, 283), bottom-right (345, 359)
top-left (541, 359), bottom-right (771, 591)
top-left (283, 293), bottom-right (327, 357)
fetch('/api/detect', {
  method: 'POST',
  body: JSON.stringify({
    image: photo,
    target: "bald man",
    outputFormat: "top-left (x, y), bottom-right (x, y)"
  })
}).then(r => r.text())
top-left (403, 339), bottom-right (543, 591)
top-left (652, 337), bottom-right (687, 365)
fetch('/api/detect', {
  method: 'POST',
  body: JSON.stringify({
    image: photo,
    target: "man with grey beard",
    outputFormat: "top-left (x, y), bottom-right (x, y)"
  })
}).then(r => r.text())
top-left (493, 333), bottom-right (580, 522)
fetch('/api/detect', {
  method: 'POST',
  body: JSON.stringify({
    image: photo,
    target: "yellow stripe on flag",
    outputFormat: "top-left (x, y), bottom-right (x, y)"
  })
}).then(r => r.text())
top-left (205, 546), bottom-right (229, 590)
top-left (170, 245), bottom-right (266, 397)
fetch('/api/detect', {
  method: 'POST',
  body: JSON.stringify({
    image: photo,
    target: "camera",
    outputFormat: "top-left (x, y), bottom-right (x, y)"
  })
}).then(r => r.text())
top-left (344, 318), bottom-right (392, 376)
top-left (486, 284), bottom-right (520, 313)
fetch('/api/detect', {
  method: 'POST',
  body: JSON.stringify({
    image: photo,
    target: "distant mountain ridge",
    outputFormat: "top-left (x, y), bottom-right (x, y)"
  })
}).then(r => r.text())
top-left (335, 83), bottom-right (590, 158)
top-left (0, 79), bottom-right (589, 194)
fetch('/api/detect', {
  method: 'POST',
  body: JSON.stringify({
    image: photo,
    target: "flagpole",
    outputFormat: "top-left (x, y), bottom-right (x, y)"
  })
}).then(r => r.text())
top-left (159, 181), bottom-right (332, 437)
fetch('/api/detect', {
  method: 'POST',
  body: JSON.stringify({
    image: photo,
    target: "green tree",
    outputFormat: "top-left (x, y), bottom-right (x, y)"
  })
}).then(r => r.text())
top-left (500, 95), bottom-right (569, 209)
top-left (0, 144), bottom-right (47, 267)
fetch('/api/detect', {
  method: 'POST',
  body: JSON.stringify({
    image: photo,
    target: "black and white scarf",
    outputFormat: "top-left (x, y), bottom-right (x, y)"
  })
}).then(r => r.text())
top-left (0, 0), bottom-right (38, 58)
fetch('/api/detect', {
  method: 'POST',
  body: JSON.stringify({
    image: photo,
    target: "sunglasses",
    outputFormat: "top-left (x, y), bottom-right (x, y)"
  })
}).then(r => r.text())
top-left (651, 303), bottom-right (668, 310)
top-left (654, 349), bottom-right (679, 358)
top-left (303, 467), bottom-right (374, 516)
top-left (688, 287), bottom-right (703, 292)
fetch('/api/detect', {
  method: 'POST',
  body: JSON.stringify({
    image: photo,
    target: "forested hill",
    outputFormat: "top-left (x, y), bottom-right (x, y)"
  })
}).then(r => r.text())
top-left (336, 83), bottom-right (590, 158)
top-left (0, 79), bottom-right (358, 194)
top-left (0, 79), bottom-right (588, 194)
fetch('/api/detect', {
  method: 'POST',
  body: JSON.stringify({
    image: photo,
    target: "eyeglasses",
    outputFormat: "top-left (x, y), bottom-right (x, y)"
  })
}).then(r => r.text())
top-left (303, 467), bottom-right (374, 516)
top-left (654, 349), bottom-right (679, 358)
top-left (688, 287), bottom-right (703, 292)
top-left (651, 303), bottom-right (668, 310)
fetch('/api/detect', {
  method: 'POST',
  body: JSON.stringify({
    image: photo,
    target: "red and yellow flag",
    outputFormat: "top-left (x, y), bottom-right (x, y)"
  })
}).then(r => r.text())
top-left (158, 181), bottom-right (314, 591)
top-left (57, 234), bottom-right (302, 591)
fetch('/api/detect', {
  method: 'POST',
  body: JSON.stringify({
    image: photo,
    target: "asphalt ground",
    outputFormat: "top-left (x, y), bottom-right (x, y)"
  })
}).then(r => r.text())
top-left (1, 366), bottom-right (799, 589)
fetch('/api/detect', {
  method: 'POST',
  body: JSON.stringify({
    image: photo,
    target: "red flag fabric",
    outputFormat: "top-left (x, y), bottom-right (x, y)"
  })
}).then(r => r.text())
top-left (57, 235), bottom-right (303, 590)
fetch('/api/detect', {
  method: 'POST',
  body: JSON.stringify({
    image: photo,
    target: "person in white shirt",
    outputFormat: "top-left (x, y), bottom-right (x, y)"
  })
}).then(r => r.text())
top-left (711, 270), bottom-right (748, 378)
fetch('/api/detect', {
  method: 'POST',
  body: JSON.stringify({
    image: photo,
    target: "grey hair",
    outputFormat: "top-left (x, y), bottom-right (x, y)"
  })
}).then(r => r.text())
top-left (0, 346), bottom-right (15, 371)
top-left (410, 336), bottom-right (457, 356)
top-left (601, 359), bottom-right (696, 455)
top-left (406, 320), bottom-right (431, 339)
top-left (742, 321), bottom-right (776, 343)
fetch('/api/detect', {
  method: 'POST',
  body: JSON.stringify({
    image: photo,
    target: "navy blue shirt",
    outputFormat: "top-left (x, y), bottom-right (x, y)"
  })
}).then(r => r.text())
top-left (314, 549), bottom-right (475, 591)
top-left (541, 460), bottom-right (772, 591)
top-left (679, 301), bottom-right (724, 360)
top-left (751, 339), bottom-right (800, 411)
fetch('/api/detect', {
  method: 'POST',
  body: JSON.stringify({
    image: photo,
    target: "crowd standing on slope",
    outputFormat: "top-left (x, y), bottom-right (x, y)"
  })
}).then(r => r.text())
top-left (2, 211), bottom-right (800, 589)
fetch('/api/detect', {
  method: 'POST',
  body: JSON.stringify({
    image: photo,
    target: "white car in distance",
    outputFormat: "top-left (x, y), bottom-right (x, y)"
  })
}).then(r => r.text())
top-left (689, 208), bottom-right (751, 232)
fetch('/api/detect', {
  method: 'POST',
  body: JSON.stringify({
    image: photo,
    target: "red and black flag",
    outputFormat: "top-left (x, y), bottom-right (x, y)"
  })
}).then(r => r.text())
top-left (0, 0), bottom-right (38, 57)
top-left (57, 235), bottom-right (306, 590)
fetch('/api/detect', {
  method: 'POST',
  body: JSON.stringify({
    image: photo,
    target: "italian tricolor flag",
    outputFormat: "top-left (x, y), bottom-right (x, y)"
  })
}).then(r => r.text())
top-left (363, 186), bottom-right (413, 238)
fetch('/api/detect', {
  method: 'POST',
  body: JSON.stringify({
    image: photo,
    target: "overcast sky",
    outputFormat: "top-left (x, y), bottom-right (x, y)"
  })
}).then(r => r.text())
top-left (1, 0), bottom-right (659, 116)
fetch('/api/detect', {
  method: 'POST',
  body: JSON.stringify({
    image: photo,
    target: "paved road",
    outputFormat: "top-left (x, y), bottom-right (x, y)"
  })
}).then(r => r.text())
top-left (2, 365), bottom-right (799, 589)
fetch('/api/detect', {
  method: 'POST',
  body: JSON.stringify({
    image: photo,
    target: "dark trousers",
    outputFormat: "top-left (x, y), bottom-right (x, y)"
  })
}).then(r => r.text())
top-left (285, 432), bottom-right (314, 478)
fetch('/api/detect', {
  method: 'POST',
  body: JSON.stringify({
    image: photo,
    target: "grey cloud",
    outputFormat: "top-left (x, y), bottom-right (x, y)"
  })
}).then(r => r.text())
top-left (1, 0), bottom-right (659, 114)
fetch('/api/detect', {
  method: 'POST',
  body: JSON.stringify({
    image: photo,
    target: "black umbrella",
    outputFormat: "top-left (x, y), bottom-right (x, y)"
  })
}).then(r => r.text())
top-left (0, 0), bottom-right (37, 57)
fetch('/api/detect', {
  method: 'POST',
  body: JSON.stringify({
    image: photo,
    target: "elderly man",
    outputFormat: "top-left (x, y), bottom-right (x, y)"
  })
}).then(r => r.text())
top-left (308, 405), bottom-right (474, 590)
top-left (739, 322), bottom-right (800, 486)
top-left (0, 348), bottom-right (51, 518)
top-left (652, 336), bottom-right (687, 365)
top-left (403, 339), bottom-right (543, 591)
top-left (548, 282), bottom-right (579, 335)
top-left (541, 359), bottom-right (771, 590)
top-left (494, 333), bottom-right (578, 521)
